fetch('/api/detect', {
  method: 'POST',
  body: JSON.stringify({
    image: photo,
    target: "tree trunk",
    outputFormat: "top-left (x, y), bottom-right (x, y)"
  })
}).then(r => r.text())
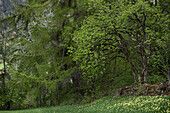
top-left (2, 33), bottom-right (11, 110)
top-left (127, 52), bottom-right (139, 83)
top-left (166, 52), bottom-right (170, 82)
top-left (129, 61), bottom-right (139, 83)
top-left (2, 33), bottom-right (6, 99)
top-left (116, 33), bottom-right (139, 83)
top-left (140, 42), bottom-right (151, 84)
top-left (36, 83), bottom-right (40, 108)
top-left (1, 73), bottom-right (6, 110)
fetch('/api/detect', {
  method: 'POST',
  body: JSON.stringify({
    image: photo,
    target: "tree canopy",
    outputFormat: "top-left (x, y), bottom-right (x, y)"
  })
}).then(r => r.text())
top-left (0, 0), bottom-right (169, 110)
top-left (71, 0), bottom-right (169, 84)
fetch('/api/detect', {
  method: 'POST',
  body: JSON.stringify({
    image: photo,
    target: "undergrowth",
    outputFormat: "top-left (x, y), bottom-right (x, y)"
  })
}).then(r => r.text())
top-left (1, 95), bottom-right (169, 113)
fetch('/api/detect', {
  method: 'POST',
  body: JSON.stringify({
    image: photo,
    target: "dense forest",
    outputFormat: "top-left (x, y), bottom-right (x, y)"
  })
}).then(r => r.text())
top-left (0, 0), bottom-right (169, 111)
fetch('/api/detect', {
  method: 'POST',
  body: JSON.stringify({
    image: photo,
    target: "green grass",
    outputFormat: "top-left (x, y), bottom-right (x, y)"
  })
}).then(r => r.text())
top-left (0, 96), bottom-right (169, 113)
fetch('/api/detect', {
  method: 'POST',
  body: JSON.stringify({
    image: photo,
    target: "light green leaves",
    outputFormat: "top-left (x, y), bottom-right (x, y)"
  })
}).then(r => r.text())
top-left (70, 0), bottom-right (169, 84)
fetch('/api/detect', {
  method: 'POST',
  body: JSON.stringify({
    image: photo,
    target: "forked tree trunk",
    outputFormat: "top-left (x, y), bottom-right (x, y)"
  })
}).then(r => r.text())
top-left (116, 33), bottom-right (140, 83)
top-left (128, 60), bottom-right (139, 83)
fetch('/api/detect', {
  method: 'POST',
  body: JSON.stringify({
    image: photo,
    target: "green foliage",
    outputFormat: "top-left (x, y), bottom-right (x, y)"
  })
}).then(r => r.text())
top-left (1, 96), bottom-right (169, 113)
top-left (60, 92), bottom-right (83, 105)
top-left (0, 76), bottom-right (28, 109)
top-left (0, 0), bottom-right (91, 109)
top-left (147, 75), bottom-right (166, 84)
top-left (70, 0), bottom-right (169, 84)
top-left (110, 73), bottom-right (134, 90)
top-left (70, 0), bottom-right (118, 79)
top-left (0, 0), bottom-right (169, 110)
top-left (149, 53), bottom-right (167, 76)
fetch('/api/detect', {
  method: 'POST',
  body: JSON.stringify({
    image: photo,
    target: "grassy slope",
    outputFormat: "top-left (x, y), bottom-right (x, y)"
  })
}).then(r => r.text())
top-left (1, 96), bottom-right (169, 113)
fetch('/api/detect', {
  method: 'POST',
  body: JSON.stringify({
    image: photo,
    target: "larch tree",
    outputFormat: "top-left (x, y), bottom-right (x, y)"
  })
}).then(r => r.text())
top-left (1, 0), bottom-right (89, 108)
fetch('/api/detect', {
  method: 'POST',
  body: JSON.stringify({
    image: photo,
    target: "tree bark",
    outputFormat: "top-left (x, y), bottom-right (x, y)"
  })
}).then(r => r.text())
top-left (2, 33), bottom-right (11, 110)
top-left (166, 51), bottom-right (170, 82)
top-left (116, 33), bottom-right (139, 83)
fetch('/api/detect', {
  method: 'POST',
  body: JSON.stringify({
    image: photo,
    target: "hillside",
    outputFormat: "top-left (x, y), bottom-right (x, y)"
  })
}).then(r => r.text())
top-left (0, 0), bottom-right (25, 20)
top-left (0, 0), bottom-right (169, 111)
top-left (1, 96), bottom-right (169, 113)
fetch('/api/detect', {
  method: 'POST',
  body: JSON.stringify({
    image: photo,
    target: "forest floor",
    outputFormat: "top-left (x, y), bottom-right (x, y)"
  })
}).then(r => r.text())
top-left (1, 95), bottom-right (169, 113)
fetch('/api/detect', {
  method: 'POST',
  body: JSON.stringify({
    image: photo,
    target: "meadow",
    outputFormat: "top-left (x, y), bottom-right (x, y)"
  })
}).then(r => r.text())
top-left (1, 96), bottom-right (169, 113)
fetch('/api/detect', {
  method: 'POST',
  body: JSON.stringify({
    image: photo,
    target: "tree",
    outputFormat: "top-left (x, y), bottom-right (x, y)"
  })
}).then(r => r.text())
top-left (0, 20), bottom-right (15, 110)
top-left (0, 0), bottom-right (89, 108)
top-left (71, 0), bottom-right (169, 84)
